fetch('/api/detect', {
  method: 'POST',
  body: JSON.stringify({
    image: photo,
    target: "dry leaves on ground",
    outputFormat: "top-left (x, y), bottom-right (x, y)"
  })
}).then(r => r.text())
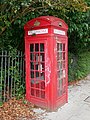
top-left (0, 98), bottom-right (42, 120)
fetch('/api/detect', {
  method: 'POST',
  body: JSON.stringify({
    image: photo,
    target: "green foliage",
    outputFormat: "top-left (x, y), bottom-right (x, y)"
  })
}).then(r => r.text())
top-left (0, 102), bottom-right (3, 106)
top-left (68, 51), bottom-right (90, 82)
top-left (76, 51), bottom-right (90, 79)
top-left (67, 10), bottom-right (90, 54)
top-left (68, 53), bottom-right (78, 82)
top-left (9, 63), bottom-right (25, 99)
top-left (0, 0), bottom-right (89, 50)
top-left (8, 50), bottom-right (25, 99)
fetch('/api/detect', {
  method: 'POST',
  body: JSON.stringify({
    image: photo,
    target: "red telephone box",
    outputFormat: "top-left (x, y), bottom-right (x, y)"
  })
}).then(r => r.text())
top-left (24, 16), bottom-right (68, 111)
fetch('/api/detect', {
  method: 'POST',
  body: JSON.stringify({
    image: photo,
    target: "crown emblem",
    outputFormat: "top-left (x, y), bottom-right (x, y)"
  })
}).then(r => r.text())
top-left (34, 20), bottom-right (40, 26)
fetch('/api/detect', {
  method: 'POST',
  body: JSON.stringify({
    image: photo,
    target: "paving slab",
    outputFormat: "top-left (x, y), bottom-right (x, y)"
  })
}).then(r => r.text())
top-left (34, 75), bottom-right (90, 120)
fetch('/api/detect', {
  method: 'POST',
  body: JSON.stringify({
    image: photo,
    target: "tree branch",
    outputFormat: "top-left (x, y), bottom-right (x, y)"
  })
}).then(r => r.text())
top-left (0, 3), bottom-right (49, 36)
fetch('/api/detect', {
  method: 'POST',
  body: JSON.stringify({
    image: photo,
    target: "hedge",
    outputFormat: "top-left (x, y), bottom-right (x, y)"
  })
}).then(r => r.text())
top-left (68, 51), bottom-right (90, 82)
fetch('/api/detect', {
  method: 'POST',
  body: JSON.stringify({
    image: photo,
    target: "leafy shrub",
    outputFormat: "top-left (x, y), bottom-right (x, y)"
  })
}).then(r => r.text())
top-left (68, 52), bottom-right (78, 82)
top-left (68, 51), bottom-right (90, 82)
top-left (76, 51), bottom-right (90, 79)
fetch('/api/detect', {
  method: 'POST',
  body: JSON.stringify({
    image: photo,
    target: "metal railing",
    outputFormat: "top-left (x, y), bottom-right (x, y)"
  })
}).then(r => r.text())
top-left (0, 50), bottom-right (25, 104)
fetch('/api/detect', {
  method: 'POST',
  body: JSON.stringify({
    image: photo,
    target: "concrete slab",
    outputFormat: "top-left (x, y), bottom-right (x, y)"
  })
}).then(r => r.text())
top-left (34, 75), bottom-right (90, 120)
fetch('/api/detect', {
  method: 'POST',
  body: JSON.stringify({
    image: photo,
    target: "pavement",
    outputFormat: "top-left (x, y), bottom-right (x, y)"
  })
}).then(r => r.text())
top-left (34, 74), bottom-right (90, 120)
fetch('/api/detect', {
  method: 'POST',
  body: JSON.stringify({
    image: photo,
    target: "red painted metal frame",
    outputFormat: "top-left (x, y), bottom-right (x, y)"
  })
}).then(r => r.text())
top-left (24, 16), bottom-right (68, 111)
